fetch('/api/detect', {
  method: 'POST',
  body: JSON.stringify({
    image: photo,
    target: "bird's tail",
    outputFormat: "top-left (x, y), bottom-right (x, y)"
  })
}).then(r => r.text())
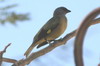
top-left (24, 42), bottom-right (37, 57)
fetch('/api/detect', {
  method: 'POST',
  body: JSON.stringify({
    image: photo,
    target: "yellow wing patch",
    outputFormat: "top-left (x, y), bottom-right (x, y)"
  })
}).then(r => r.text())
top-left (47, 29), bottom-right (51, 34)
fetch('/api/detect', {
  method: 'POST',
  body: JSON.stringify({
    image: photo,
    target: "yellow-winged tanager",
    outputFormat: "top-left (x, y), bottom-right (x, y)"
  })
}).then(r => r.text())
top-left (24, 7), bottom-right (71, 57)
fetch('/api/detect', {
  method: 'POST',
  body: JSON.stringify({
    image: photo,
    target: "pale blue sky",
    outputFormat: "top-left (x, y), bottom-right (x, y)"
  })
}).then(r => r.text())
top-left (0, 0), bottom-right (100, 66)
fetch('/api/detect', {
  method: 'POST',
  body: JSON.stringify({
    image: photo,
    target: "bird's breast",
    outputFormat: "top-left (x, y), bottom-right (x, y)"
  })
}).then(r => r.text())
top-left (59, 17), bottom-right (67, 32)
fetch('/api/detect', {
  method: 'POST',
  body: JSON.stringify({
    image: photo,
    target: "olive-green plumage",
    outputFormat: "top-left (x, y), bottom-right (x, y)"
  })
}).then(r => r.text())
top-left (24, 7), bottom-right (71, 57)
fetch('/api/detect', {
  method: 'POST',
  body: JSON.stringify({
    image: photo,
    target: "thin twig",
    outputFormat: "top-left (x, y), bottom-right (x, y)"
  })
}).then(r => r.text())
top-left (0, 43), bottom-right (11, 66)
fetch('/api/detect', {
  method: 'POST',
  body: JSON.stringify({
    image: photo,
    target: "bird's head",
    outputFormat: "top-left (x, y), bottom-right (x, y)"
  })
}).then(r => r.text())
top-left (53, 7), bottom-right (71, 16)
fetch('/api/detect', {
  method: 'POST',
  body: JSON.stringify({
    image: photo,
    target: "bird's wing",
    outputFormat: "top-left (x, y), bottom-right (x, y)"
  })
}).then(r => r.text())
top-left (33, 16), bottom-right (60, 42)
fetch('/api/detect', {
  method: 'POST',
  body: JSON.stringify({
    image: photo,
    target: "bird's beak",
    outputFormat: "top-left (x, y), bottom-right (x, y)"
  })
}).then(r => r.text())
top-left (68, 10), bottom-right (71, 13)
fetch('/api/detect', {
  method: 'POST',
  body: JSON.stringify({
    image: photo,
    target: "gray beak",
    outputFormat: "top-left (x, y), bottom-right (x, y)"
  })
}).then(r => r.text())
top-left (67, 10), bottom-right (71, 13)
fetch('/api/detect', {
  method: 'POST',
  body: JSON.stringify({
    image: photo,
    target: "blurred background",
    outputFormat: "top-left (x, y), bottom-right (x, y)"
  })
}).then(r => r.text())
top-left (0, 0), bottom-right (100, 66)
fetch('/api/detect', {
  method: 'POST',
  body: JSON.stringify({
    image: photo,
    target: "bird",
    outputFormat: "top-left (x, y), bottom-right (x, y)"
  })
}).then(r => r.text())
top-left (24, 7), bottom-right (71, 57)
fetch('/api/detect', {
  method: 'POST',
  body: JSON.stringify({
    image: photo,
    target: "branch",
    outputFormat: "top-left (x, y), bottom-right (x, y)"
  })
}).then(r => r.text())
top-left (99, 63), bottom-right (100, 66)
top-left (12, 17), bottom-right (100, 65)
top-left (74, 7), bottom-right (100, 66)
top-left (3, 58), bottom-right (17, 63)
top-left (0, 43), bottom-right (11, 65)
top-left (0, 43), bottom-right (17, 64)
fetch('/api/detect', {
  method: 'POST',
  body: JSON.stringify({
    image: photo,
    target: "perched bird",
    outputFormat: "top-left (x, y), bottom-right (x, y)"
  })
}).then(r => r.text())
top-left (24, 7), bottom-right (71, 57)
